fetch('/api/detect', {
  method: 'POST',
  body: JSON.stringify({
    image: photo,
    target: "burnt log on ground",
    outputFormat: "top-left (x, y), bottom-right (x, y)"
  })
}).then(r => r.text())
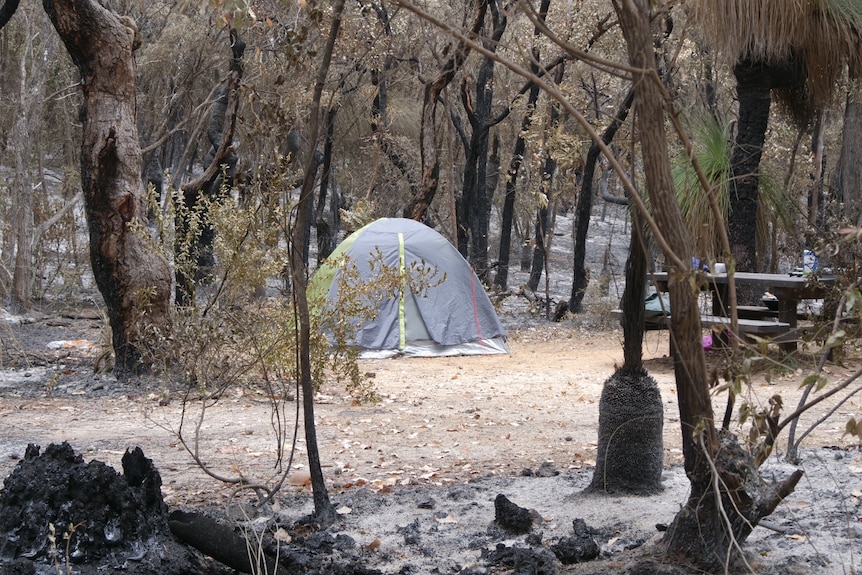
top-left (0, 442), bottom-right (214, 575)
top-left (169, 510), bottom-right (290, 575)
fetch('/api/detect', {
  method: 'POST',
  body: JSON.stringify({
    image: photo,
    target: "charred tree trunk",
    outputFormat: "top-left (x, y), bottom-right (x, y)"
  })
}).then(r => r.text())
top-left (527, 64), bottom-right (564, 294)
top-left (0, 0), bottom-right (18, 30)
top-left (289, 0), bottom-right (345, 522)
top-left (586, 79), bottom-right (660, 499)
top-left (459, 0), bottom-right (506, 280)
top-left (728, 58), bottom-right (771, 275)
top-left (614, 2), bottom-right (802, 570)
top-left (587, 208), bottom-right (663, 495)
top-left (569, 88), bottom-right (634, 312)
top-left (403, 0), bottom-right (488, 221)
top-left (315, 103), bottom-right (338, 263)
top-left (495, 102), bottom-right (534, 290)
top-left (494, 0), bottom-right (550, 291)
top-left (526, 173), bottom-right (551, 293)
top-left (177, 30), bottom-right (245, 307)
top-left (43, 0), bottom-right (171, 378)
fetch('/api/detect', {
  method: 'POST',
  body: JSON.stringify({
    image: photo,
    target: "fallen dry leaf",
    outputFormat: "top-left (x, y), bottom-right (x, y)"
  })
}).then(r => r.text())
top-left (364, 538), bottom-right (381, 551)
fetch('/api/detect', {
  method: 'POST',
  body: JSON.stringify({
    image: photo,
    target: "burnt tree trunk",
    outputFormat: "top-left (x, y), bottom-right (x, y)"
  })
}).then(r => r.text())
top-left (177, 30), bottom-right (245, 307)
top-left (569, 88), bottom-right (634, 312)
top-left (494, 0), bottom-right (550, 291)
top-left (315, 103), bottom-right (338, 263)
top-left (526, 170), bottom-right (551, 293)
top-left (459, 0), bottom-right (506, 280)
top-left (43, 0), bottom-right (171, 378)
top-left (615, 1), bottom-right (802, 571)
top-left (289, 0), bottom-right (345, 522)
top-left (494, 95), bottom-right (536, 290)
top-left (403, 0), bottom-right (488, 221)
top-left (587, 92), bottom-right (660, 498)
top-left (0, 0), bottom-right (18, 30)
top-left (728, 58), bottom-right (771, 274)
top-left (527, 64), bottom-right (564, 295)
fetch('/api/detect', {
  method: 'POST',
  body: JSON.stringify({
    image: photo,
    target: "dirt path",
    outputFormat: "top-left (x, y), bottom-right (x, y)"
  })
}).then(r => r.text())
top-left (2, 321), bottom-right (859, 509)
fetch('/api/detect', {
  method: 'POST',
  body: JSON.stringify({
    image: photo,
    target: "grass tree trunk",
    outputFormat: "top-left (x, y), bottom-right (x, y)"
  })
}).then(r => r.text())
top-left (43, 0), bottom-right (171, 379)
top-left (728, 58), bottom-right (771, 274)
top-left (614, 1), bottom-right (802, 570)
top-left (587, 149), bottom-right (663, 495)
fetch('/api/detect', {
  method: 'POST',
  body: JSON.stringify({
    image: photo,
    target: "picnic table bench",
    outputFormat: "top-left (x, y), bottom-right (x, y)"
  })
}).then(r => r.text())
top-left (610, 308), bottom-right (790, 337)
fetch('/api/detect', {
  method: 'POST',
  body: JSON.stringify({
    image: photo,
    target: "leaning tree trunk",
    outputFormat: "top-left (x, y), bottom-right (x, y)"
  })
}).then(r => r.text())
top-left (614, 1), bottom-right (802, 571)
top-left (43, 0), bottom-right (171, 378)
top-left (569, 88), bottom-right (634, 313)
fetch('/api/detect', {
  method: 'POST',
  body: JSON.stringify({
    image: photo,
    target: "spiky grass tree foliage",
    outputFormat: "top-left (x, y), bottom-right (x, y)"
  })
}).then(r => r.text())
top-left (692, 0), bottom-right (862, 274)
top-left (671, 114), bottom-right (794, 267)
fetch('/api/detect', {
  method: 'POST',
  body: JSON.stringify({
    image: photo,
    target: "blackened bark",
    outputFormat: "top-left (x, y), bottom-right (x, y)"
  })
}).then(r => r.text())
top-left (0, 0), bottom-right (18, 30)
top-left (621, 211), bottom-right (647, 370)
top-left (729, 58), bottom-right (771, 274)
top-left (176, 30), bottom-right (245, 307)
top-left (495, 107), bottom-right (533, 290)
top-left (43, 0), bottom-right (171, 378)
top-left (527, 63), bottom-right (564, 294)
top-left (527, 168), bottom-right (552, 293)
top-left (169, 510), bottom-right (290, 575)
top-left (569, 88), bottom-right (634, 312)
top-left (316, 104), bottom-right (338, 262)
top-left (289, 0), bottom-right (344, 522)
top-left (494, 0), bottom-right (550, 290)
top-left (461, 0), bottom-right (507, 279)
top-left (403, 0), bottom-right (488, 221)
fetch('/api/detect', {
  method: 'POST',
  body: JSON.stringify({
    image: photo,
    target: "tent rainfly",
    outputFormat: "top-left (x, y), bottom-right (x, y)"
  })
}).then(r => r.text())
top-left (309, 218), bottom-right (509, 358)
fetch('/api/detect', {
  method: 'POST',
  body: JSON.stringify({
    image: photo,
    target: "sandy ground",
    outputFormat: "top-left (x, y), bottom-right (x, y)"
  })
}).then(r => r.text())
top-left (2, 312), bottom-right (862, 573)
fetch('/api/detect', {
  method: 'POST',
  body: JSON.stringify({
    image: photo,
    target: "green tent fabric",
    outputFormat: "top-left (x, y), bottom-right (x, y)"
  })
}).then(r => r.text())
top-left (309, 218), bottom-right (508, 358)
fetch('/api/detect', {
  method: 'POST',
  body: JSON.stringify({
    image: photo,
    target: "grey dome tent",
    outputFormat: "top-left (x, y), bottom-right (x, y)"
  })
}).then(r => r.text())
top-left (309, 218), bottom-right (508, 358)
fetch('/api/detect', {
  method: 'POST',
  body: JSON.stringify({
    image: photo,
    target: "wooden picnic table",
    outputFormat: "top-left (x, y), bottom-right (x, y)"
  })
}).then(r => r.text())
top-left (651, 271), bottom-right (836, 351)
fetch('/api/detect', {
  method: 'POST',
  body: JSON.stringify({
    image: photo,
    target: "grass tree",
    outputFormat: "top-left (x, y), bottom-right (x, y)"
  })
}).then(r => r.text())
top-left (614, 1), bottom-right (804, 570)
top-left (693, 0), bottom-right (862, 274)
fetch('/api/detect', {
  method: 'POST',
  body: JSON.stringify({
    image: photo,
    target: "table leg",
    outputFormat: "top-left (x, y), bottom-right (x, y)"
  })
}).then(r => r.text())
top-left (777, 299), bottom-right (798, 352)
